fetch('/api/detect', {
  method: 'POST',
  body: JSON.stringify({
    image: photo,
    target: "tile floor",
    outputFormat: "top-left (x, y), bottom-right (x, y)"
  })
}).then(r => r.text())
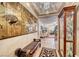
top-left (41, 35), bottom-right (56, 49)
top-left (33, 35), bottom-right (57, 56)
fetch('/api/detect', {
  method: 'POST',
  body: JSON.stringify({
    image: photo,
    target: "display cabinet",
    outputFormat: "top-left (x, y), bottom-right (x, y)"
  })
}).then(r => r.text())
top-left (58, 6), bottom-right (77, 57)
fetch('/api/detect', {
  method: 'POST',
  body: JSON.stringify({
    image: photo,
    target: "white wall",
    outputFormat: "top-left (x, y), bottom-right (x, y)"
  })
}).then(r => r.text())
top-left (39, 16), bottom-right (57, 33)
top-left (39, 16), bottom-right (57, 24)
top-left (0, 32), bottom-right (38, 57)
top-left (77, 6), bottom-right (79, 56)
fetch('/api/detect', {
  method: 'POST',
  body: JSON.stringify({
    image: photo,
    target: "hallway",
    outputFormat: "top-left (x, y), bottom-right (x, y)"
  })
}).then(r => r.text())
top-left (0, 2), bottom-right (79, 57)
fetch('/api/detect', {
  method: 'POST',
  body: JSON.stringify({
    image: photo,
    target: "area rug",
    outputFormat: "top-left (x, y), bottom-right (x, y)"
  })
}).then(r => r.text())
top-left (39, 47), bottom-right (57, 57)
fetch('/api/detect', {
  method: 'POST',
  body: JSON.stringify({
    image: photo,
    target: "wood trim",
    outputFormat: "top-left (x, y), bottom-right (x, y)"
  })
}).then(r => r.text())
top-left (58, 9), bottom-right (64, 18)
top-left (58, 17), bottom-right (60, 52)
top-left (58, 5), bottom-right (76, 18)
top-left (64, 5), bottom-right (76, 11)
top-left (66, 40), bottom-right (73, 42)
top-left (64, 11), bottom-right (66, 57)
top-left (73, 7), bottom-right (77, 57)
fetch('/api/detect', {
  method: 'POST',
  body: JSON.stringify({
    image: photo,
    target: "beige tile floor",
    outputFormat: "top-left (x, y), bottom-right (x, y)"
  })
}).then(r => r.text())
top-left (41, 37), bottom-right (56, 49)
top-left (33, 35), bottom-right (57, 56)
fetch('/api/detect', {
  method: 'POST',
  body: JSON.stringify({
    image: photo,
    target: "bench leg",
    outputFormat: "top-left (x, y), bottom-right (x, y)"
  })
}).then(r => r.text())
top-left (39, 43), bottom-right (41, 47)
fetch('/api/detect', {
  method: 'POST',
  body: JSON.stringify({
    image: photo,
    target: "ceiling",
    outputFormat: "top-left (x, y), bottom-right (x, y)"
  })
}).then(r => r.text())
top-left (29, 2), bottom-right (65, 16)
top-left (25, 2), bottom-right (78, 17)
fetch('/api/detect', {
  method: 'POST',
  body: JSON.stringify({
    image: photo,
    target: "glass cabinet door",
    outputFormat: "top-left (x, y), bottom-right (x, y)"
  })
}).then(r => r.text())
top-left (66, 42), bottom-right (73, 57)
top-left (60, 16), bottom-right (64, 56)
top-left (66, 12), bottom-right (74, 41)
top-left (66, 11), bottom-right (74, 57)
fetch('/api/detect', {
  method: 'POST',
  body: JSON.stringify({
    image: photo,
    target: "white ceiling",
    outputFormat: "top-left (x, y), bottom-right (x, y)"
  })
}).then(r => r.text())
top-left (25, 2), bottom-right (78, 17)
top-left (30, 2), bottom-right (65, 16)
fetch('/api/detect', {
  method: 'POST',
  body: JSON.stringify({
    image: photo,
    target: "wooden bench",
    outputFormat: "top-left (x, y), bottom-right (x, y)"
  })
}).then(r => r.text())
top-left (15, 39), bottom-right (41, 57)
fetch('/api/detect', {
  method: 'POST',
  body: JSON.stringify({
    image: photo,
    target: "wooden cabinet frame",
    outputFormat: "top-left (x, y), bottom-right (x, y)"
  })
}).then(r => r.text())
top-left (58, 6), bottom-right (77, 57)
